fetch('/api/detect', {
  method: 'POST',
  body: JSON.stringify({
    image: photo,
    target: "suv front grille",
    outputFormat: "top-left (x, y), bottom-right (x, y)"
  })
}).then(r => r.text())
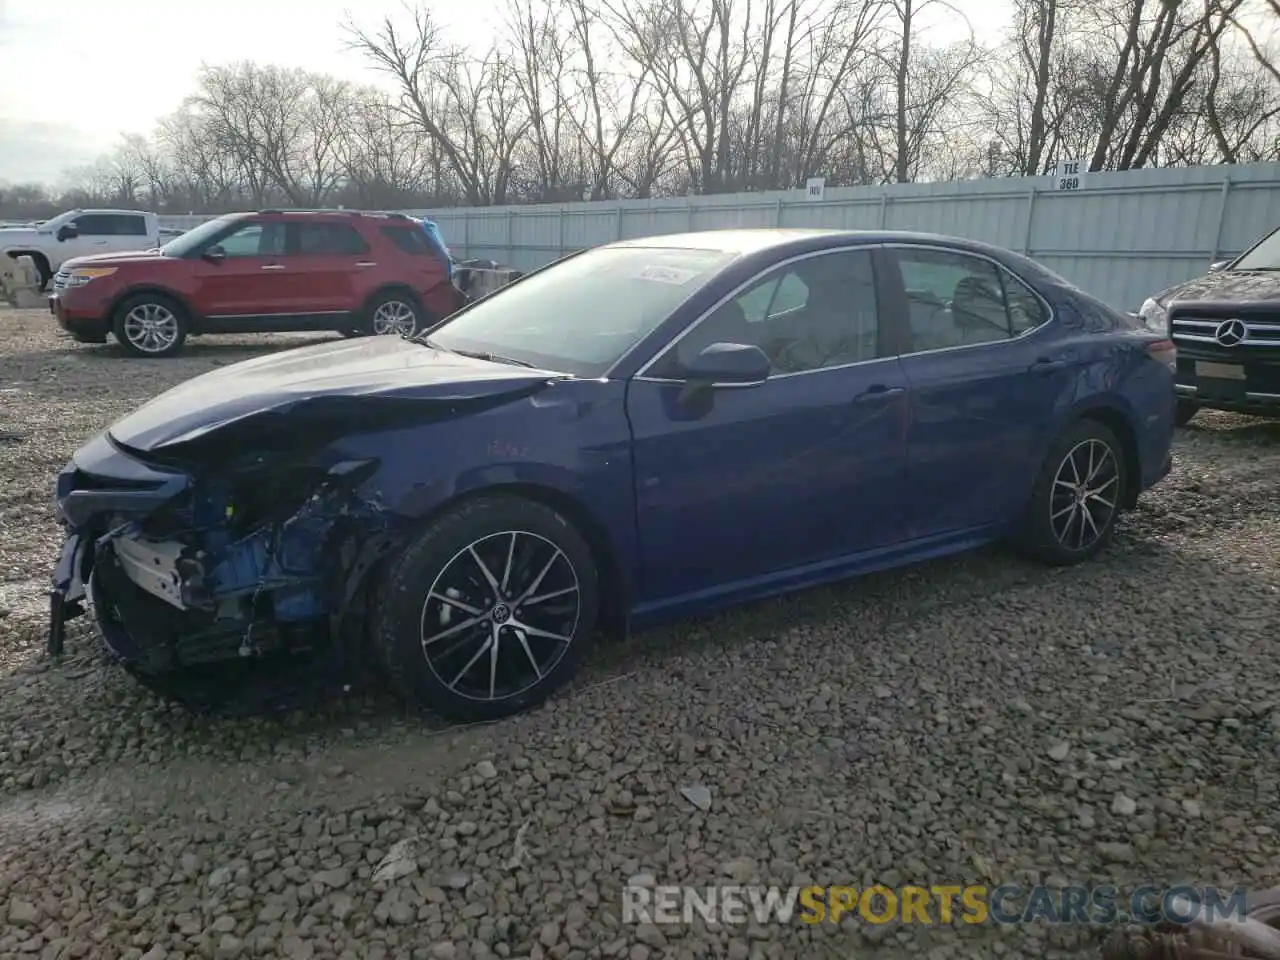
top-left (1169, 305), bottom-right (1280, 362)
top-left (1171, 317), bottom-right (1280, 346)
top-left (52, 269), bottom-right (71, 291)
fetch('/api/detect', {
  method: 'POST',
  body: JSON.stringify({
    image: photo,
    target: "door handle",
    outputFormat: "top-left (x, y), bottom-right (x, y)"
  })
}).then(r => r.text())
top-left (260, 264), bottom-right (285, 271)
top-left (852, 384), bottom-right (905, 403)
top-left (1031, 357), bottom-right (1068, 374)
top-left (355, 261), bottom-right (377, 267)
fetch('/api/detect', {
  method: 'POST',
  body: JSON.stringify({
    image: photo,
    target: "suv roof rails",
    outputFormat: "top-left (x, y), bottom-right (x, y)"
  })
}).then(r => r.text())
top-left (254, 208), bottom-right (418, 219)
top-left (256, 207), bottom-right (363, 216)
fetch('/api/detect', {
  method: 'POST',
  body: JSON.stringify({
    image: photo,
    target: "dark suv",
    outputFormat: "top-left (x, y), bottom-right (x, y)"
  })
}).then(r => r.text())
top-left (48, 210), bottom-right (461, 357)
top-left (1139, 224), bottom-right (1280, 425)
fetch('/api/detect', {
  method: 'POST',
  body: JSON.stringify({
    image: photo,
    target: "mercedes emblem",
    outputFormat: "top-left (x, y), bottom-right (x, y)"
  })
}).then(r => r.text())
top-left (1214, 318), bottom-right (1247, 347)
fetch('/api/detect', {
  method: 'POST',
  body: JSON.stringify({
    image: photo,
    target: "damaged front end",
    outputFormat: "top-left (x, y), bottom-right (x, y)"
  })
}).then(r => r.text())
top-left (49, 335), bottom-right (566, 712)
top-left (49, 431), bottom-right (403, 712)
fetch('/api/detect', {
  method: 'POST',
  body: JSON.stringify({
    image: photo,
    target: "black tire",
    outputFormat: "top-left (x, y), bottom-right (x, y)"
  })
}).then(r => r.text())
top-left (1175, 397), bottom-right (1200, 427)
top-left (365, 290), bottom-right (426, 337)
top-left (112, 293), bottom-right (188, 358)
top-left (372, 495), bottom-right (600, 722)
top-left (1014, 418), bottom-right (1128, 566)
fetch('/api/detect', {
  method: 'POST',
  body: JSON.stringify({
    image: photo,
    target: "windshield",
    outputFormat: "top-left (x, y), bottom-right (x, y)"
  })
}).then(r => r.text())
top-left (160, 215), bottom-right (236, 257)
top-left (425, 245), bottom-right (738, 377)
top-left (1233, 226), bottom-right (1280, 271)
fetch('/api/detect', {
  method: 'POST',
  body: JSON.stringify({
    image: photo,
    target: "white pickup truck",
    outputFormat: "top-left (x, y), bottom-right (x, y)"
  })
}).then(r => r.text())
top-left (1, 209), bottom-right (163, 291)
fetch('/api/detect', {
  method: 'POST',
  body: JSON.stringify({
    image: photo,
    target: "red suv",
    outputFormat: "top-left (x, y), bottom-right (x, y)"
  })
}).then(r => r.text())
top-left (48, 210), bottom-right (461, 357)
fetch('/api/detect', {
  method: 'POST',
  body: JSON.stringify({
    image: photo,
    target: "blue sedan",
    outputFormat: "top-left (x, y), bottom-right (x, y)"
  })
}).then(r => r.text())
top-left (48, 229), bottom-right (1176, 720)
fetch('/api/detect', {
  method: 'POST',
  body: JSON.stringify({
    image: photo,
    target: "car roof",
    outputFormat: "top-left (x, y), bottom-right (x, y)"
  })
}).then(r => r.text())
top-left (605, 228), bottom-right (1013, 260)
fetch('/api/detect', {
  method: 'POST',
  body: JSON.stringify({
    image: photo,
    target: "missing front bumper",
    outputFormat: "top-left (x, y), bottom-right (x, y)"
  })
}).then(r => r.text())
top-left (48, 435), bottom-right (190, 657)
top-left (48, 433), bottom-right (398, 714)
top-left (111, 533), bottom-right (194, 610)
top-left (48, 531), bottom-right (87, 657)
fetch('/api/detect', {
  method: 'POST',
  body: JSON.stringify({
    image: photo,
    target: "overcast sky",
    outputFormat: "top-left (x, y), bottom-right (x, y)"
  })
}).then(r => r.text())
top-left (0, 0), bottom-right (1013, 186)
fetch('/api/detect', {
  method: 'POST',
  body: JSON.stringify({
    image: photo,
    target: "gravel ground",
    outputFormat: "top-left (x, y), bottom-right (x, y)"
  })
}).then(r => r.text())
top-left (1, 306), bottom-right (1279, 960)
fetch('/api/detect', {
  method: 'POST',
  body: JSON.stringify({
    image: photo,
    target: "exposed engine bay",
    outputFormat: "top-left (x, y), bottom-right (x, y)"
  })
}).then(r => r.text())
top-left (50, 440), bottom-right (407, 713)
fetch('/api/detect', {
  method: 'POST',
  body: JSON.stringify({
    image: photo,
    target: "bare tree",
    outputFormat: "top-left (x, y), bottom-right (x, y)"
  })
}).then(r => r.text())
top-left (346, 8), bottom-right (520, 204)
top-left (9, 0), bottom-right (1278, 220)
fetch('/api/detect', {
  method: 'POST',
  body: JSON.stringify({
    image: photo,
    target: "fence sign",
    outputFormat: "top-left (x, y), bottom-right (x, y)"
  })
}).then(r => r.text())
top-left (805, 177), bottom-right (825, 201)
top-left (1054, 160), bottom-right (1088, 191)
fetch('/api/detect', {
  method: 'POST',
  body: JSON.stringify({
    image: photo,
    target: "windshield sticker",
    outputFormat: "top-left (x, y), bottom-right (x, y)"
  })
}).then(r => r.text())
top-left (636, 265), bottom-right (701, 285)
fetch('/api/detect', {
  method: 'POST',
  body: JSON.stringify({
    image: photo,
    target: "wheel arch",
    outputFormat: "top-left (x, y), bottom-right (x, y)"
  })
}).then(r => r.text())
top-left (1070, 401), bottom-right (1142, 509)
top-left (4, 248), bottom-right (49, 265)
top-left (108, 285), bottom-right (197, 324)
top-left (4, 249), bottom-right (51, 282)
top-left (363, 284), bottom-right (428, 316)
top-left (397, 481), bottom-right (631, 639)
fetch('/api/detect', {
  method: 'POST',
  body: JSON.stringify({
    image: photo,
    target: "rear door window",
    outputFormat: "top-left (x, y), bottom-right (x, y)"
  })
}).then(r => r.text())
top-left (292, 222), bottom-right (370, 256)
top-left (109, 214), bottom-right (148, 236)
top-left (890, 247), bottom-right (1048, 352)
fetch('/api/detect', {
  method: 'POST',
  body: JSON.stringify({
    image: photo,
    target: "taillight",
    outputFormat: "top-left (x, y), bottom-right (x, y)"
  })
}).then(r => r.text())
top-left (1146, 338), bottom-right (1177, 370)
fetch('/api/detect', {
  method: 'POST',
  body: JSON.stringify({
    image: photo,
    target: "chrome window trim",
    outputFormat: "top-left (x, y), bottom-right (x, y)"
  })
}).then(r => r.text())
top-left (624, 240), bottom-right (1058, 385)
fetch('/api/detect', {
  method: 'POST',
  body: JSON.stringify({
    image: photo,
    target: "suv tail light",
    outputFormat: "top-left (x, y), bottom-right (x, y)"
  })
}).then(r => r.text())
top-left (1146, 338), bottom-right (1177, 370)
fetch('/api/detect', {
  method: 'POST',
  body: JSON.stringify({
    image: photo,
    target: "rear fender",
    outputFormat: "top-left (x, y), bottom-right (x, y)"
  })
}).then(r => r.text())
top-left (1054, 393), bottom-right (1146, 508)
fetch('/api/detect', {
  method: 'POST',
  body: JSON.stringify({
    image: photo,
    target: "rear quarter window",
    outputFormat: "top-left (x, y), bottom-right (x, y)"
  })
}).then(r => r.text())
top-left (381, 226), bottom-right (432, 255)
top-left (1002, 271), bottom-right (1048, 334)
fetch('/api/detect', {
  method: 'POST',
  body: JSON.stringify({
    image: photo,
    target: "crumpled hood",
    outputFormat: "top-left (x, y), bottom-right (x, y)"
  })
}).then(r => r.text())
top-left (1155, 270), bottom-right (1280, 306)
top-left (108, 335), bottom-right (563, 452)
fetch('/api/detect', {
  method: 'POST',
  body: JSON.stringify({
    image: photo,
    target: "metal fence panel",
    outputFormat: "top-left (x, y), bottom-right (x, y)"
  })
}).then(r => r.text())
top-left (157, 162), bottom-right (1280, 310)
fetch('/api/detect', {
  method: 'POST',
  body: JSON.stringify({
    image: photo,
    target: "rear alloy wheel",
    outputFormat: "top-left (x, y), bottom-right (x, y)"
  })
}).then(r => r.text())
top-left (1015, 419), bottom-right (1127, 566)
top-left (372, 495), bottom-right (599, 722)
top-left (1175, 397), bottom-right (1200, 427)
top-left (112, 294), bottom-right (188, 358)
top-left (367, 294), bottom-right (422, 337)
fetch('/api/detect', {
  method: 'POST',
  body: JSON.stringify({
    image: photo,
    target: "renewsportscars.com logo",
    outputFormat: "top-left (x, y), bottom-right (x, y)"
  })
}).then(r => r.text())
top-left (622, 883), bottom-right (1250, 927)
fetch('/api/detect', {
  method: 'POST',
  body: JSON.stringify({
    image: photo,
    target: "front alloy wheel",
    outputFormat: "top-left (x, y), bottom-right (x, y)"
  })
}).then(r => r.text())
top-left (112, 294), bottom-right (188, 358)
top-left (421, 532), bottom-right (581, 703)
top-left (372, 495), bottom-right (600, 722)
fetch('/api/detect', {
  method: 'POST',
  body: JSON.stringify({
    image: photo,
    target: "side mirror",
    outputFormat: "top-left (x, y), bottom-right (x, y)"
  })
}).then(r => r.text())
top-left (1208, 260), bottom-right (1230, 274)
top-left (203, 245), bottom-right (226, 262)
top-left (57, 224), bottom-right (78, 241)
top-left (681, 342), bottom-right (770, 386)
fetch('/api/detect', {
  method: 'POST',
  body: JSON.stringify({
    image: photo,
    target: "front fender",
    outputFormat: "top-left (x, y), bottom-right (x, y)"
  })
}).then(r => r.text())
top-left (332, 383), bottom-right (640, 604)
top-left (451, 460), bottom-right (595, 503)
top-left (107, 284), bottom-right (200, 323)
